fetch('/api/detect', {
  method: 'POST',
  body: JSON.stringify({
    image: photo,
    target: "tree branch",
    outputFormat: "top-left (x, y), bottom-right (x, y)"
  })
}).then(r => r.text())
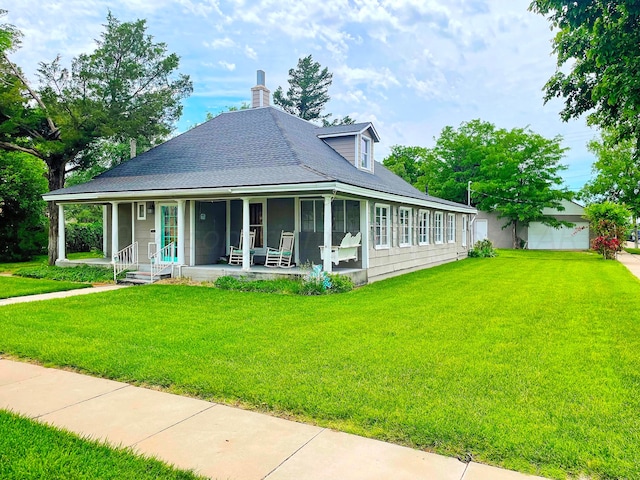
top-left (0, 140), bottom-right (43, 158)
top-left (1, 52), bottom-right (60, 139)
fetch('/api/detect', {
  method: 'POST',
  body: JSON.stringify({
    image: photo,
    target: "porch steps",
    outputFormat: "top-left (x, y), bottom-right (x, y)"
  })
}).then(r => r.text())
top-left (119, 270), bottom-right (171, 285)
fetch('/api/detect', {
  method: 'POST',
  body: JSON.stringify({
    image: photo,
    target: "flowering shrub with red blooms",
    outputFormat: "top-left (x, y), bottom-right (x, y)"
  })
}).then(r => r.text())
top-left (592, 236), bottom-right (621, 260)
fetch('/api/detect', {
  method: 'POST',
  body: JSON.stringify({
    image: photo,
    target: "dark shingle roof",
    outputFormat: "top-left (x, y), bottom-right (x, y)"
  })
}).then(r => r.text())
top-left (47, 107), bottom-right (469, 209)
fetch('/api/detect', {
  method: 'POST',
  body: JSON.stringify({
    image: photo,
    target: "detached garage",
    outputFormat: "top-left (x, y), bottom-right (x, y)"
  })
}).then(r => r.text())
top-left (475, 200), bottom-right (590, 250)
top-left (528, 222), bottom-right (589, 250)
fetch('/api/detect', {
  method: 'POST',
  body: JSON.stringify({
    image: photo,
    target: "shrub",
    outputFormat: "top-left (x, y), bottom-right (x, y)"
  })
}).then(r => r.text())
top-left (14, 265), bottom-right (114, 283)
top-left (592, 236), bottom-right (620, 260)
top-left (213, 271), bottom-right (354, 295)
top-left (468, 239), bottom-right (497, 258)
top-left (326, 273), bottom-right (355, 293)
top-left (66, 222), bottom-right (103, 253)
top-left (585, 202), bottom-right (630, 259)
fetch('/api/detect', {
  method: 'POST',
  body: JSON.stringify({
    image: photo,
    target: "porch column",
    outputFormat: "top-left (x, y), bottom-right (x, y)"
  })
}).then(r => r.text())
top-left (102, 205), bottom-right (108, 257)
top-left (111, 201), bottom-right (119, 260)
top-left (177, 199), bottom-right (186, 265)
top-left (242, 197), bottom-right (250, 271)
top-left (360, 199), bottom-right (369, 269)
top-left (189, 200), bottom-right (195, 266)
top-left (323, 194), bottom-right (333, 273)
top-left (294, 197), bottom-right (300, 265)
top-left (57, 203), bottom-right (66, 262)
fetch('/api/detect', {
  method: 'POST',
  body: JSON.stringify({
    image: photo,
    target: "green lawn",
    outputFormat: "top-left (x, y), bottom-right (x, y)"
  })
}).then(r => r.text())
top-left (0, 276), bottom-right (90, 299)
top-left (1, 250), bottom-right (639, 479)
top-left (0, 410), bottom-right (203, 479)
top-left (0, 251), bottom-right (104, 274)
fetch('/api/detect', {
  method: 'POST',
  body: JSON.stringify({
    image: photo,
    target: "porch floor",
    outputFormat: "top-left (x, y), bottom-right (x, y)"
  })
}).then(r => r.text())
top-left (56, 258), bottom-right (367, 285)
top-left (181, 263), bottom-right (367, 285)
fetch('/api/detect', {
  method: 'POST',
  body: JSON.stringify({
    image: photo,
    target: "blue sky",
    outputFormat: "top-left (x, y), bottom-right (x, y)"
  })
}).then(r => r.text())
top-left (7, 0), bottom-right (596, 191)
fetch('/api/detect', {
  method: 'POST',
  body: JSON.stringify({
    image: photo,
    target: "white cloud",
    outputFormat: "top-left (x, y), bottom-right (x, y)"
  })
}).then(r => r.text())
top-left (204, 37), bottom-right (236, 49)
top-left (335, 65), bottom-right (401, 90)
top-left (4, 0), bottom-right (599, 190)
top-left (218, 61), bottom-right (236, 71)
top-left (244, 45), bottom-right (257, 60)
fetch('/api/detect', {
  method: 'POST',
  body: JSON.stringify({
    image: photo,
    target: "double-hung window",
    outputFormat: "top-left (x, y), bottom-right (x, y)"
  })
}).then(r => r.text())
top-left (418, 209), bottom-right (429, 245)
top-left (434, 211), bottom-right (444, 244)
top-left (374, 204), bottom-right (390, 249)
top-left (361, 136), bottom-right (371, 170)
top-left (399, 207), bottom-right (412, 247)
top-left (447, 213), bottom-right (456, 243)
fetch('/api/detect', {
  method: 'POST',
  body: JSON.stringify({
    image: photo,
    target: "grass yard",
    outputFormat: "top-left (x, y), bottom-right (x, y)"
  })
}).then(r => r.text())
top-left (0, 252), bottom-right (104, 274)
top-left (0, 276), bottom-right (90, 299)
top-left (1, 250), bottom-right (639, 479)
top-left (0, 410), bottom-right (203, 479)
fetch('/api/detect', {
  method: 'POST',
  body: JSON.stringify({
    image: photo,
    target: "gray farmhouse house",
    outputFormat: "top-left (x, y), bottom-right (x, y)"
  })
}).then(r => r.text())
top-left (44, 72), bottom-right (476, 284)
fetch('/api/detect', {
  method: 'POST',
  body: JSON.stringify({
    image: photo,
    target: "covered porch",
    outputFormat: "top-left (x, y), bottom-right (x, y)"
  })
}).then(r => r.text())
top-left (56, 193), bottom-right (369, 282)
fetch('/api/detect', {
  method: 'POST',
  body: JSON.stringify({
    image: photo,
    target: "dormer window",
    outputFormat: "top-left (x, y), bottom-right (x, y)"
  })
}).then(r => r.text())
top-left (361, 136), bottom-right (372, 170)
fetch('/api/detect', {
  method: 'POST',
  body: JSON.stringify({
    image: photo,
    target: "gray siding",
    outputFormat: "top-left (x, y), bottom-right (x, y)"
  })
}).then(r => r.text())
top-left (117, 203), bottom-right (133, 251)
top-left (134, 201), bottom-right (156, 261)
top-left (475, 211), bottom-right (529, 249)
top-left (367, 203), bottom-right (469, 282)
top-left (323, 136), bottom-right (356, 166)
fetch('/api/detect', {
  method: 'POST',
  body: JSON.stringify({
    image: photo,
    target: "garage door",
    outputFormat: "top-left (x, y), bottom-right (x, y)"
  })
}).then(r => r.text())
top-left (528, 222), bottom-right (589, 250)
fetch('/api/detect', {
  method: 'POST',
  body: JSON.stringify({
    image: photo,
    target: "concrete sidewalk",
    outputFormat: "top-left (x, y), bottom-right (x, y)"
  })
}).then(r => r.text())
top-left (618, 250), bottom-right (640, 280)
top-left (0, 359), bottom-right (549, 480)
top-left (0, 284), bottom-right (127, 306)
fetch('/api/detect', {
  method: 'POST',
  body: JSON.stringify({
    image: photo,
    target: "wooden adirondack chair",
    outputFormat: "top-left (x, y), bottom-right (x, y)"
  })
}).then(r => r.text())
top-left (264, 231), bottom-right (295, 268)
top-left (228, 230), bottom-right (256, 265)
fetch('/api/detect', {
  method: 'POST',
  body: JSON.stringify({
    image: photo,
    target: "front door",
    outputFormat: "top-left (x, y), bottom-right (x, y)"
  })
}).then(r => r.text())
top-left (160, 205), bottom-right (178, 262)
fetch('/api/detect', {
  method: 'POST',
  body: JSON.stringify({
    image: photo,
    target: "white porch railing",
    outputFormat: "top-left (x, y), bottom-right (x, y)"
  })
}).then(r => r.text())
top-left (150, 242), bottom-right (175, 281)
top-left (113, 242), bottom-right (138, 281)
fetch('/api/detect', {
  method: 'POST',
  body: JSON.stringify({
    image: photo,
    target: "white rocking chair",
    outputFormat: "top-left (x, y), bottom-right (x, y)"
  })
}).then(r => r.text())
top-left (228, 230), bottom-right (256, 265)
top-left (264, 231), bottom-right (295, 268)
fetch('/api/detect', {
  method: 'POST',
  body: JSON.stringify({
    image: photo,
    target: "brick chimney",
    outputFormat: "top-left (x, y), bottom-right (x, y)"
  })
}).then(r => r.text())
top-left (251, 70), bottom-right (270, 108)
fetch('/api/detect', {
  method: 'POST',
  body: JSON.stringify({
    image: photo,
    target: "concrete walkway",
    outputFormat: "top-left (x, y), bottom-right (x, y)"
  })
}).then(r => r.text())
top-left (618, 249), bottom-right (640, 280)
top-left (0, 284), bottom-right (127, 306)
top-left (0, 359), bottom-right (548, 480)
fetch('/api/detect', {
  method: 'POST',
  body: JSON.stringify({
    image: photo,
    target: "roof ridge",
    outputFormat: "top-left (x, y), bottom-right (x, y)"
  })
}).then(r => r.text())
top-left (268, 108), bottom-right (305, 168)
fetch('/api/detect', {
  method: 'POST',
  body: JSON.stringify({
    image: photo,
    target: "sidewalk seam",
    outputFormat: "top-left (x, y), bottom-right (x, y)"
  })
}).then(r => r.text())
top-left (459, 461), bottom-right (470, 480)
top-left (36, 384), bottom-right (131, 419)
top-left (261, 427), bottom-right (327, 479)
top-left (131, 404), bottom-right (216, 447)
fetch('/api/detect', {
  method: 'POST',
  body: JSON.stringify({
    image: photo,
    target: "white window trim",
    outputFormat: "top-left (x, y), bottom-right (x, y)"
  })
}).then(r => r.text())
top-left (462, 215), bottom-right (467, 247)
top-left (360, 135), bottom-right (373, 171)
top-left (434, 211), bottom-right (444, 244)
top-left (399, 207), bottom-right (412, 247)
top-left (418, 209), bottom-right (430, 246)
top-left (447, 213), bottom-right (456, 243)
top-left (250, 199), bottom-right (267, 254)
top-left (374, 203), bottom-right (390, 250)
top-left (137, 202), bottom-right (146, 221)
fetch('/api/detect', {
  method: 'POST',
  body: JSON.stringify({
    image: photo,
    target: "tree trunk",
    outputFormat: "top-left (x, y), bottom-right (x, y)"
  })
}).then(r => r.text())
top-left (634, 216), bottom-right (638, 249)
top-left (47, 160), bottom-right (66, 266)
top-left (512, 219), bottom-right (519, 249)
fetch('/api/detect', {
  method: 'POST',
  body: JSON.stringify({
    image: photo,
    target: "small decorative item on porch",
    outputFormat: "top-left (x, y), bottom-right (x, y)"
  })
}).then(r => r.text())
top-left (306, 264), bottom-right (332, 291)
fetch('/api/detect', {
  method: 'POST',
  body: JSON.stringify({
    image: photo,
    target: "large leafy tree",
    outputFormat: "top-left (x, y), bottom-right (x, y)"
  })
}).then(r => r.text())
top-left (581, 129), bottom-right (640, 245)
top-left (0, 11), bottom-right (192, 264)
top-left (273, 55), bottom-right (354, 126)
top-left (383, 120), bottom-right (573, 248)
top-left (0, 151), bottom-right (47, 261)
top-left (473, 127), bottom-right (572, 248)
top-left (530, 1), bottom-right (640, 151)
